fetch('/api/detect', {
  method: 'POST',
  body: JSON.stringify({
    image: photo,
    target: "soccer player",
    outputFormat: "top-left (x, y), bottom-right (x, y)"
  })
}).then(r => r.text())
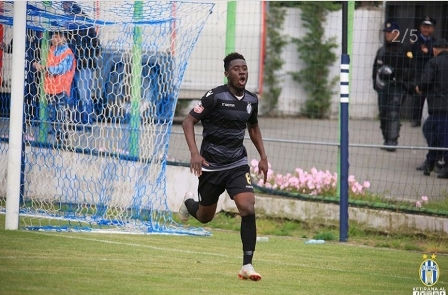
top-left (179, 52), bottom-right (268, 281)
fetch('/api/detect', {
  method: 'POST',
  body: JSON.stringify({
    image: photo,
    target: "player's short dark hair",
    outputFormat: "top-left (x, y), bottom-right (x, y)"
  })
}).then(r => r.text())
top-left (223, 52), bottom-right (245, 71)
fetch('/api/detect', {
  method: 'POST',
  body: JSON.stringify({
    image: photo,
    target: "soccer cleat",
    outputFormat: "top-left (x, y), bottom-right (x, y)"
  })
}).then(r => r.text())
top-left (178, 192), bottom-right (194, 222)
top-left (238, 264), bottom-right (261, 281)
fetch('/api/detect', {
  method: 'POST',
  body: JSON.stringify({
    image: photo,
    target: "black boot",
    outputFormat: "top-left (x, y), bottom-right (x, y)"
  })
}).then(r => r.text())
top-left (434, 158), bottom-right (446, 173)
top-left (422, 160), bottom-right (436, 176)
top-left (437, 166), bottom-right (448, 179)
top-left (387, 119), bottom-right (400, 143)
top-left (416, 160), bottom-right (426, 171)
top-left (381, 141), bottom-right (397, 152)
top-left (382, 111), bottom-right (400, 152)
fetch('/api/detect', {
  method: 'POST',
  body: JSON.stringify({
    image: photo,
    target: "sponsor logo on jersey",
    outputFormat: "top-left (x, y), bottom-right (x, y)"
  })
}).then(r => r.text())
top-left (247, 103), bottom-right (252, 114)
top-left (221, 102), bottom-right (235, 107)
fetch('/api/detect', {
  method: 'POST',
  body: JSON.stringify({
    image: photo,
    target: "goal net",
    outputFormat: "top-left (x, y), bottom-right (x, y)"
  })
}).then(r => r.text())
top-left (0, 1), bottom-right (213, 235)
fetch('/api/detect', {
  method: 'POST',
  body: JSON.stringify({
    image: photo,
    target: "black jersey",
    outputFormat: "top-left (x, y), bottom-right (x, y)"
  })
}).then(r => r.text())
top-left (189, 84), bottom-right (259, 171)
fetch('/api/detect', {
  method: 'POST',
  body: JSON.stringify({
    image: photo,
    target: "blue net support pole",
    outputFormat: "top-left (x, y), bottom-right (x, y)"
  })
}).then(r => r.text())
top-left (339, 1), bottom-right (353, 243)
top-left (339, 54), bottom-right (350, 243)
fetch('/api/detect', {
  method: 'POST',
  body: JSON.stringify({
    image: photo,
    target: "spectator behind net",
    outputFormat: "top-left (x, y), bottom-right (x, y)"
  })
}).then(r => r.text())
top-left (33, 31), bottom-right (76, 144)
top-left (62, 1), bottom-right (101, 130)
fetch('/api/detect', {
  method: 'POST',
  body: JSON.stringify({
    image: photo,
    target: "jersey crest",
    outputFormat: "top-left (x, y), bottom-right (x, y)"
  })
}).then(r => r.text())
top-left (246, 102), bottom-right (252, 114)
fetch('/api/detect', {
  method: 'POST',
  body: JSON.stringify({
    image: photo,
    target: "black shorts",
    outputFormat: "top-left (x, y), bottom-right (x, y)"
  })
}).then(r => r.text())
top-left (197, 165), bottom-right (254, 206)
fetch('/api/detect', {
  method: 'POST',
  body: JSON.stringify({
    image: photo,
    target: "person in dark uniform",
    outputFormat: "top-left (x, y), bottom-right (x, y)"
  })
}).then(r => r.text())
top-left (178, 52), bottom-right (268, 281)
top-left (414, 39), bottom-right (448, 178)
top-left (410, 16), bottom-right (437, 128)
top-left (372, 21), bottom-right (414, 151)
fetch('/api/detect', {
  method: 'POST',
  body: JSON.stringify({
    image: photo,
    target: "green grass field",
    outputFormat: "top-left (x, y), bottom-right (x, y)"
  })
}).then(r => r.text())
top-left (0, 215), bottom-right (447, 295)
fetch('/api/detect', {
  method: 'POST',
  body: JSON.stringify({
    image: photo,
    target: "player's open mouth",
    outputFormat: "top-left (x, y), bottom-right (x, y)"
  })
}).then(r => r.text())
top-left (239, 76), bottom-right (246, 84)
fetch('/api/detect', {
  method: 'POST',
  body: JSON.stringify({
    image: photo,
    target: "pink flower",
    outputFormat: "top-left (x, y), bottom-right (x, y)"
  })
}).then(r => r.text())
top-left (295, 168), bottom-right (304, 176)
top-left (416, 201), bottom-right (422, 208)
top-left (249, 159), bottom-right (370, 198)
top-left (307, 180), bottom-right (315, 190)
top-left (323, 172), bottom-right (333, 185)
top-left (348, 175), bottom-right (356, 184)
top-left (250, 159), bottom-right (259, 168)
top-left (288, 176), bottom-right (299, 186)
top-left (421, 196), bottom-right (428, 203)
top-left (363, 181), bottom-right (371, 189)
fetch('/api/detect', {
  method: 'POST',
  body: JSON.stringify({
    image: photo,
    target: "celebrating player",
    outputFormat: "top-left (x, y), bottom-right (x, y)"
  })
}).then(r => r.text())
top-left (179, 52), bottom-right (268, 281)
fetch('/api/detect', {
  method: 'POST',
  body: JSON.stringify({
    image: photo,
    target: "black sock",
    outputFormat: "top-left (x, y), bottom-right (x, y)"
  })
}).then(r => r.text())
top-left (241, 214), bottom-right (256, 265)
top-left (185, 199), bottom-right (199, 219)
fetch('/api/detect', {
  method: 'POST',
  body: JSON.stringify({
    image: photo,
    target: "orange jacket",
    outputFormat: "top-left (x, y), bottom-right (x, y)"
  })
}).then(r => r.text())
top-left (44, 45), bottom-right (75, 95)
